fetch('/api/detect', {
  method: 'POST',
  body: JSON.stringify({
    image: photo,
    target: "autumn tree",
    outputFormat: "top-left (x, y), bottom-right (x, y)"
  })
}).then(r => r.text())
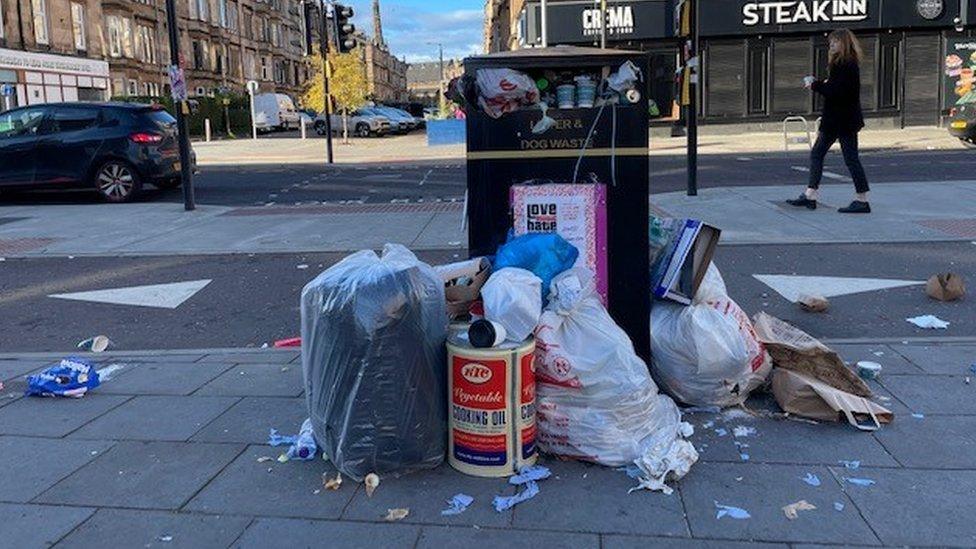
top-left (302, 52), bottom-right (368, 142)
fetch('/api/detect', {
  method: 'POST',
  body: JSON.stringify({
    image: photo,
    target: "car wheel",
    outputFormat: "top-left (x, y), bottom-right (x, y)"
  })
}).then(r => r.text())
top-left (314, 121), bottom-right (326, 135)
top-left (960, 138), bottom-right (976, 150)
top-left (94, 160), bottom-right (142, 203)
top-left (356, 123), bottom-right (371, 138)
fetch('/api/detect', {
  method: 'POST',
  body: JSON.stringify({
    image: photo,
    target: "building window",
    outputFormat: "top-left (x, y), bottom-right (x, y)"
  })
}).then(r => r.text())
top-left (218, 0), bottom-right (228, 27)
top-left (244, 50), bottom-right (256, 79)
top-left (136, 24), bottom-right (156, 64)
top-left (31, 0), bottom-right (49, 45)
top-left (107, 15), bottom-right (125, 57)
top-left (243, 8), bottom-right (253, 39)
top-left (70, 3), bottom-right (86, 50)
top-left (195, 86), bottom-right (205, 96)
top-left (196, 0), bottom-right (209, 21)
top-left (0, 0), bottom-right (5, 40)
top-left (879, 39), bottom-right (899, 110)
top-left (705, 41), bottom-right (745, 117)
top-left (127, 80), bottom-right (138, 96)
top-left (260, 56), bottom-right (269, 80)
top-left (747, 41), bottom-right (769, 115)
top-left (188, 0), bottom-right (198, 20)
top-left (227, 1), bottom-right (238, 31)
top-left (192, 40), bottom-right (209, 70)
top-left (772, 39), bottom-right (810, 115)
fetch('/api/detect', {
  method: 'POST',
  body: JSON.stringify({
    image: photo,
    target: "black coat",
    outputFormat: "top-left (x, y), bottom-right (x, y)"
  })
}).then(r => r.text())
top-left (812, 61), bottom-right (865, 135)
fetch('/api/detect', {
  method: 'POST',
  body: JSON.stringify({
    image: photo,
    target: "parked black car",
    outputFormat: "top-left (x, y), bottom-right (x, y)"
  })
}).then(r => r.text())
top-left (948, 101), bottom-right (976, 149)
top-left (0, 102), bottom-right (194, 202)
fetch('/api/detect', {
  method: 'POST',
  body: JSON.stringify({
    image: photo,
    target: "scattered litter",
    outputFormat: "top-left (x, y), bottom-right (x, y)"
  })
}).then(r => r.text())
top-left (844, 477), bottom-right (876, 487)
top-left (872, 351), bottom-right (885, 357)
top-left (441, 493), bottom-right (474, 516)
top-left (313, 489), bottom-right (320, 495)
top-left (771, 368), bottom-right (892, 430)
top-left (618, 464), bottom-right (642, 479)
top-left (509, 465), bottom-right (551, 485)
top-left (90, 450), bottom-right (98, 456)
top-left (493, 481), bottom-right (540, 512)
top-left (715, 428), bottom-right (728, 437)
top-left (383, 508), bottom-right (409, 522)
top-left (856, 361), bottom-right (883, 380)
top-left (683, 406), bottom-right (721, 414)
top-left (157, 535), bottom-right (173, 543)
top-left (276, 454), bottom-right (288, 463)
top-left (297, 264), bottom-right (309, 270)
top-left (839, 460), bottom-right (861, 470)
top-left (95, 363), bottom-right (127, 382)
top-left (834, 501), bottom-right (845, 512)
top-left (77, 335), bottom-right (112, 353)
top-left (925, 273), bottom-right (965, 302)
top-left (701, 421), bottom-right (714, 429)
top-left (801, 472), bottom-right (822, 487)
top-left (735, 477), bottom-right (743, 482)
top-left (273, 337), bottom-right (301, 348)
top-left (364, 473), bottom-right (380, 497)
top-left (906, 315), bottom-right (950, 330)
top-left (448, 241), bottom-right (462, 246)
top-left (323, 472), bottom-right (342, 491)
top-left (25, 358), bottom-right (101, 398)
top-left (267, 418), bottom-right (317, 461)
top-left (782, 500), bottom-right (816, 520)
top-left (739, 453), bottom-right (750, 462)
top-left (256, 456), bottom-right (274, 463)
top-left (797, 294), bottom-right (830, 313)
top-left (733, 426), bottom-right (756, 438)
top-left (715, 502), bottom-right (751, 520)
top-left (912, 413), bottom-right (925, 419)
top-left (722, 408), bottom-right (755, 421)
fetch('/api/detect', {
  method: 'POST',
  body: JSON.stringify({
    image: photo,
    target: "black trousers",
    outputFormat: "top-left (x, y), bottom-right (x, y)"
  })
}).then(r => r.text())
top-left (807, 131), bottom-right (870, 193)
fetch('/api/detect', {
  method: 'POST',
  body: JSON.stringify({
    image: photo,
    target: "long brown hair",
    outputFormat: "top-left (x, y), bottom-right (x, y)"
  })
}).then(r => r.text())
top-left (828, 29), bottom-right (863, 67)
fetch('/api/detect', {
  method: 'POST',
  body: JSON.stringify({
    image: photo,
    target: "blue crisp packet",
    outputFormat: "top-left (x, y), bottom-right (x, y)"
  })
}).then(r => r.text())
top-left (25, 357), bottom-right (101, 397)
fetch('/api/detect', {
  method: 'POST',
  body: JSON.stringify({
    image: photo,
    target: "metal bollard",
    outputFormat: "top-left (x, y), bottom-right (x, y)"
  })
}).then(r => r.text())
top-left (204, 118), bottom-right (212, 142)
top-left (300, 118), bottom-right (307, 139)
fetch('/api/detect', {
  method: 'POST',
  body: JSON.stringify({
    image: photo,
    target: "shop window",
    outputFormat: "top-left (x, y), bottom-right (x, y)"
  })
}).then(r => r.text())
top-left (77, 87), bottom-right (103, 102)
top-left (747, 41), bottom-right (769, 115)
top-left (860, 35), bottom-right (877, 111)
top-left (879, 39), bottom-right (899, 109)
top-left (705, 41), bottom-right (745, 118)
top-left (772, 39), bottom-right (811, 115)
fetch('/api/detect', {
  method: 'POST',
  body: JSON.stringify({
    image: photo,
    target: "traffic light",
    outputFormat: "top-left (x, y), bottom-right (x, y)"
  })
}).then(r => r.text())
top-left (303, 1), bottom-right (316, 56)
top-left (334, 4), bottom-right (356, 53)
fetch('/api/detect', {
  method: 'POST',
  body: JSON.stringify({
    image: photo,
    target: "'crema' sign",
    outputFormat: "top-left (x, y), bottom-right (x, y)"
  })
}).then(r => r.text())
top-left (742, 0), bottom-right (869, 26)
top-left (582, 6), bottom-right (635, 37)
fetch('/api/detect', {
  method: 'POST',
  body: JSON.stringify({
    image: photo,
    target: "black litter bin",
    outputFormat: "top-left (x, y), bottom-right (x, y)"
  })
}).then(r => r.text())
top-left (463, 45), bottom-right (651, 361)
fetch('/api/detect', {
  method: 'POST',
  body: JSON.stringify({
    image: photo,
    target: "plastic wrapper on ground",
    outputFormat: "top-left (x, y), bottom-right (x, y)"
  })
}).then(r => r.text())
top-left (650, 264), bottom-right (772, 408)
top-left (301, 244), bottom-right (448, 482)
top-left (534, 268), bottom-right (697, 493)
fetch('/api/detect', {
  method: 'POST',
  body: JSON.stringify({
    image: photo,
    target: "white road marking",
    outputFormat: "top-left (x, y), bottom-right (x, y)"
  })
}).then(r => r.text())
top-left (753, 274), bottom-right (925, 303)
top-left (419, 169), bottom-right (433, 186)
top-left (49, 279), bottom-right (212, 309)
top-left (790, 166), bottom-right (851, 181)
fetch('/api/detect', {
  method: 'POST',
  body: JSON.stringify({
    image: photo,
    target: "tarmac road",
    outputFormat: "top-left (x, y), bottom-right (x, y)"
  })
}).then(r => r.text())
top-left (0, 242), bottom-right (971, 352)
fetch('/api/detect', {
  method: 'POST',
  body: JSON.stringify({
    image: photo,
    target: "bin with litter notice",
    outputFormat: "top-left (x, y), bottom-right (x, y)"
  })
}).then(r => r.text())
top-left (463, 46), bottom-right (651, 361)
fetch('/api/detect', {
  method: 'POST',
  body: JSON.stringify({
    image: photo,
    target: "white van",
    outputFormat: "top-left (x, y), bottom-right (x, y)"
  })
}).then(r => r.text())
top-left (253, 93), bottom-right (301, 132)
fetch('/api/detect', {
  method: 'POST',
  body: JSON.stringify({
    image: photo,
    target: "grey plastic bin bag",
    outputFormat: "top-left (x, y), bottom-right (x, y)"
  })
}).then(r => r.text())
top-left (301, 244), bottom-right (448, 481)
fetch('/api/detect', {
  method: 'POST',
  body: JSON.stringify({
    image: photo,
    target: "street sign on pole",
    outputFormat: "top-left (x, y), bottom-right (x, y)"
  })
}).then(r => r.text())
top-left (164, 0), bottom-right (195, 211)
top-left (246, 80), bottom-right (258, 140)
top-left (0, 84), bottom-right (13, 112)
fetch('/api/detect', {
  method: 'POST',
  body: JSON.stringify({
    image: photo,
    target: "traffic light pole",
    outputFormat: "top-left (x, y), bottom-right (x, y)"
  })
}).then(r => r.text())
top-left (686, 0), bottom-right (698, 197)
top-left (164, 0), bottom-right (195, 210)
top-left (319, 6), bottom-right (334, 164)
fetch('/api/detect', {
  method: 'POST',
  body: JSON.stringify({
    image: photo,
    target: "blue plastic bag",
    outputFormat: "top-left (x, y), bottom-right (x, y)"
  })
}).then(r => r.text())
top-left (25, 357), bottom-right (101, 398)
top-left (493, 233), bottom-right (578, 298)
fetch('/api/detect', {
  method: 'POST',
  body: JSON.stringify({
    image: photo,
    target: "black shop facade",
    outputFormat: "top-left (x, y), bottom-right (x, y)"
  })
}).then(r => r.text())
top-left (517, 0), bottom-right (976, 127)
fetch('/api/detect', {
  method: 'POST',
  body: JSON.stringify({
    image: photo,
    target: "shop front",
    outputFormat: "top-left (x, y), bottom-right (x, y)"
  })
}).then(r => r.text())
top-left (0, 48), bottom-right (110, 111)
top-left (518, 0), bottom-right (976, 127)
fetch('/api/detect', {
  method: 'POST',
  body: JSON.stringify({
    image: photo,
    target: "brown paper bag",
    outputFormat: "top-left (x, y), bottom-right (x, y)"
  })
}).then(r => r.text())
top-left (772, 369), bottom-right (893, 430)
top-left (753, 312), bottom-right (872, 397)
top-left (438, 258), bottom-right (491, 319)
top-left (926, 273), bottom-right (965, 302)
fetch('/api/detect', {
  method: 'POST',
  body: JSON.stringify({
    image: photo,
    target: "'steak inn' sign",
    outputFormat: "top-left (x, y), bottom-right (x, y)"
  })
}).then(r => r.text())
top-left (742, 0), bottom-right (869, 26)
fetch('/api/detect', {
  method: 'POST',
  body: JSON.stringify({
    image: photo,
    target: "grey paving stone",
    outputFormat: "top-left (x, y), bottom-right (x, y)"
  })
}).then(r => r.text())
top-left (190, 397), bottom-right (307, 444)
top-left (684, 412), bottom-right (742, 463)
top-left (511, 459), bottom-right (688, 537)
top-left (100, 353), bottom-right (209, 364)
top-left (830, 344), bottom-right (923, 375)
top-left (726, 416), bottom-right (899, 467)
top-left (680, 462), bottom-right (879, 545)
top-left (879, 375), bottom-right (976, 415)
top-left (54, 509), bottom-right (251, 549)
top-left (874, 415), bottom-right (976, 469)
top-left (604, 535), bottom-right (787, 549)
top-left (35, 441), bottom-right (243, 510)
top-left (836, 467), bottom-right (976, 547)
top-left (416, 525), bottom-right (599, 549)
top-left (70, 396), bottom-right (239, 441)
top-left (95, 361), bottom-right (235, 396)
top-left (193, 363), bottom-right (303, 397)
top-left (197, 351), bottom-right (299, 364)
top-left (342, 463), bottom-right (514, 528)
top-left (0, 503), bottom-right (95, 549)
top-left (0, 436), bottom-right (113, 502)
top-left (888, 344), bottom-right (976, 376)
top-left (185, 445), bottom-right (353, 519)
top-left (0, 394), bottom-right (130, 437)
top-left (0, 360), bottom-right (44, 382)
top-left (236, 518), bottom-right (420, 549)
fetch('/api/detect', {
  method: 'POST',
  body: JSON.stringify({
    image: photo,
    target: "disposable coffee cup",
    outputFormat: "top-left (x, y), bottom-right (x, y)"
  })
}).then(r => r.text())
top-left (856, 361), bottom-right (882, 380)
top-left (803, 76), bottom-right (815, 87)
top-left (468, 319), bottom-right (507, 348)
top-left (556, 84), bottom-right (576, 109)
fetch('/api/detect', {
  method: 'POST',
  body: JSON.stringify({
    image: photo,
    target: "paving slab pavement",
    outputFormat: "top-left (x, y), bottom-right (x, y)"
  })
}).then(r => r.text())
top-left (0, 343), bottom-right (973, 547)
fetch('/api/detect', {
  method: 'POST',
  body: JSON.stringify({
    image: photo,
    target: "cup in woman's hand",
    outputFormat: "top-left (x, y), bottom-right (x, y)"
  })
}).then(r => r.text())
top-left (803, 76), bottom-right (815, 88)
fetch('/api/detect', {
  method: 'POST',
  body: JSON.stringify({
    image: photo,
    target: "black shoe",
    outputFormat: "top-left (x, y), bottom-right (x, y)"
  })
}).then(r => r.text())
top-left (786, 194), bottom-right (817, 210)
top-left (838, 200), bottom-right (871, 214)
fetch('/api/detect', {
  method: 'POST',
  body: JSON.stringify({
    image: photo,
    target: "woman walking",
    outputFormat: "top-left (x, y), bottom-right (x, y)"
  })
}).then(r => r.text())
top-left (787, 29), bottom-right (871, 213)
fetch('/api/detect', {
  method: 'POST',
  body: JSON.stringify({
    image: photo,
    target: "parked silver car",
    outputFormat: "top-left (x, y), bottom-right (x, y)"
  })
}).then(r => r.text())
top-left (314, 109), bottom-right (391, 137)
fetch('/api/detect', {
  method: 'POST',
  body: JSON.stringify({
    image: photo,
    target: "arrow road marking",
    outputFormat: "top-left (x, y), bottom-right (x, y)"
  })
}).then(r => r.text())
top-left (49, 279), bottom-right (212, 309)
top-left (753, 274), bottom-right (925, 303)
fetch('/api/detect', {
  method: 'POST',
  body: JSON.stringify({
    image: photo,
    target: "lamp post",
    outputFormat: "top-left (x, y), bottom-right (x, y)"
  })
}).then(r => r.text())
top-left (164, 0), bottom-right (194, 210)
top-left (540, 0), bottom-right (548, 47)
top-left (428, 42), bottom-right (445, 117)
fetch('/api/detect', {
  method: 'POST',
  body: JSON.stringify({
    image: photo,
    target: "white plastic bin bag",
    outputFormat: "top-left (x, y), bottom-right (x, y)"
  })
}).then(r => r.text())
top-left (650, 264), bottom-right (771, 408)
top-left (482, 267), bottom-right (543, 342)
top-left (301, 244), bottom-right (448, 481)
top-left (534, 268), bottom-right (698, 493)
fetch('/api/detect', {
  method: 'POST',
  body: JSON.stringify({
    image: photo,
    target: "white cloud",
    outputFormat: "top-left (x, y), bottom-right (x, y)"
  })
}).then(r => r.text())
top-left (348, 2), bottom-right (484, 62)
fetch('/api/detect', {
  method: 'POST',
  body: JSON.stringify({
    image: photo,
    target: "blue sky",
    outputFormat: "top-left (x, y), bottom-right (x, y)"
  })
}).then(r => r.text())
top-left (345, 0), bottom-right (484, 62)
